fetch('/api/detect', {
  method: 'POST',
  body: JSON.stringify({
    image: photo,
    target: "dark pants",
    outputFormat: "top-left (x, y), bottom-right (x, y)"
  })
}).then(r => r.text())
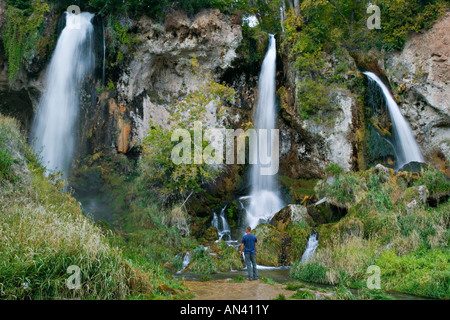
top-left (244, 253), bottom-right (258, 280)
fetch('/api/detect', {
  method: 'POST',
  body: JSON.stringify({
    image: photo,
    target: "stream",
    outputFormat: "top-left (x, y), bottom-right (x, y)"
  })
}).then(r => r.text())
top-left (175, 268), bottom-right (431, 300)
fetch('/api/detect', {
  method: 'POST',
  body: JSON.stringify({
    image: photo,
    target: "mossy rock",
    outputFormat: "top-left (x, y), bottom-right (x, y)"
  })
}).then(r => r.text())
top-left (217, 246), bottom-right (244, 272)
top-left (202, 226), bottom-right (219, 245)
top-left (253, 224), bottom-right (283, 266)
top-left (316, 223), bottom-right (336, 246)
top-left (329, 216), bottom-right (363, 243)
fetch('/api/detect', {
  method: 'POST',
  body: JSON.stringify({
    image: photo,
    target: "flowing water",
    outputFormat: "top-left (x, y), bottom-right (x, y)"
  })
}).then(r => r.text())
top-left (364, 72), bottom-right (424, 170)
top-left (300, 233), bottom-right (319, 262)
top-left (32, 12), bottom-right (95, 177)
top-left (244, 34), bottom-right (284, 229)
top-left (211, 206), bottom-right (231, 241)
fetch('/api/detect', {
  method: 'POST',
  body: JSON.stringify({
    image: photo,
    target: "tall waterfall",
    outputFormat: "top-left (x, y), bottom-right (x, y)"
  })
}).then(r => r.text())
top-left (32, 12), bottom-right (95, 176)
top-left (364, 72), bottom-right (424, 170)
top-left (244, 34), bottom-right (284, 229)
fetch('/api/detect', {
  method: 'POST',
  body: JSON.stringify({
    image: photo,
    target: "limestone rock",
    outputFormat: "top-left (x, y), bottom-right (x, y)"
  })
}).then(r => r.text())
top-left (270, 204), bottom-right (313, 231)
top-left (385, 12), bottom-right (450, 173)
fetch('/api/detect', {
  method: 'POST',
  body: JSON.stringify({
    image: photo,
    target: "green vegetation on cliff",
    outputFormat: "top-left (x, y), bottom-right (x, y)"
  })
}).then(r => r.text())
top-left (2, 0), bottom-right (49, 83)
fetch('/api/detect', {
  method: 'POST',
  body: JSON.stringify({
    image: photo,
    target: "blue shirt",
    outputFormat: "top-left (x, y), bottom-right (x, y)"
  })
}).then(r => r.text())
top-left (242, 234), bottom-right (257, 254)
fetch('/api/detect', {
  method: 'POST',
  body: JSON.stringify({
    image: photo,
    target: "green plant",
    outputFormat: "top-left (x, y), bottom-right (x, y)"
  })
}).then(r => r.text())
top-left (229, 276), bottom-right (246, 283)
top-left (0, 149), bottom-right (14, 181)
top-left (290, 289), bottom-right (316, 300)
top-left (2, 0), bottom-right (49, 83)
top-left (290, 261), bottom-right (328, 284)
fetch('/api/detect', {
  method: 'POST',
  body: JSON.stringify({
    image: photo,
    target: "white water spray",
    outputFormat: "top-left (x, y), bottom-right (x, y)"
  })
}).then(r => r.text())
top-left (211, 206), bottom-right (231, 241)
top-left (300, 233), bottom-right (319, 262)
top-left (32, 12), bottom-right (95, 176)
top-left (364, 72), bottom-right (424, 169)
top-left (244, 34), bottom-right (284, 229)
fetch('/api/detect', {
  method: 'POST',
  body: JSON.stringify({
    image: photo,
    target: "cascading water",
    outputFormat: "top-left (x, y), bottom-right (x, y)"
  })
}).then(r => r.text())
top-left (364, 72), bottom-right (424, 170)
top-left (177, 251), bottom-right (191, 274)
top-left (243, 34), bottom-right (284, 229)
top-left (211, 206), bottom-right (231, 241)
top-left (32, 12), bottom-right (95, 177)
top-left (300, 233), bottom-right (319, 262)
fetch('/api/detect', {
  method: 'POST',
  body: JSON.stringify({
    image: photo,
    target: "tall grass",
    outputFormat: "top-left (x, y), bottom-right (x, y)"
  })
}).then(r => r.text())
top-left (0, 114), bottom-right (167, 299)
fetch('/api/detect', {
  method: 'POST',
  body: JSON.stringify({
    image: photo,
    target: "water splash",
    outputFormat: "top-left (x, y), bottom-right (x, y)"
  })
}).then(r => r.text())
top-left (32, 12), bottom-right (95, 176)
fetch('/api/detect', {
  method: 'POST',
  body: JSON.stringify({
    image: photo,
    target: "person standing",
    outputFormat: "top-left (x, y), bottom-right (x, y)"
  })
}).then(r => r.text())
top-left (240, 226), bottom-right (259, 281)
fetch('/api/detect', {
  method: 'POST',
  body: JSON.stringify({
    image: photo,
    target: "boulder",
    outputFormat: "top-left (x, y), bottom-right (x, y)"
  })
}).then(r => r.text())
top-left (203, 226), bottom-right (219, 243)
top-left (253, 224), bottom-right (283, 266)
top-left (270, 204), bottom-right (313, 232)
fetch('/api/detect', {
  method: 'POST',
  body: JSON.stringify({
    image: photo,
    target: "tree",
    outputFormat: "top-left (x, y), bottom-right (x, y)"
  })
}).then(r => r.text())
top-left (139, 57), bottom-right (235, 204)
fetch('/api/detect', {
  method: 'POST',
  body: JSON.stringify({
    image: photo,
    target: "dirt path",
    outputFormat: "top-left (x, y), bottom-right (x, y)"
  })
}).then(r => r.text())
top-left (184, 279), bottom-right (296, 300)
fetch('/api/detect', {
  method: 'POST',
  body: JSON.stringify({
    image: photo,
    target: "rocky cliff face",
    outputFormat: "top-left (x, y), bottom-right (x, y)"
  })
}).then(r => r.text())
top-left (278, 50), bottom-right (361, 179)
top-left (84, 9), bottom-right (243, 157)
top-left (385, 12), bottom-right (450, 174)
top-left (0, 5), bottom-right (448, 184)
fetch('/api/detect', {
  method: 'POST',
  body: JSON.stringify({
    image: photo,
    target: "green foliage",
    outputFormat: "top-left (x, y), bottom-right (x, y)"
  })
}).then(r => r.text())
top-left (297, 79), bottom-right (334, 120)
top-left (229, 275), bottom-right (246, 283)
top-left (140, 60), bottom-right (235, 202)
top-left (0, 149), bottom-right (14, 181)
top-left (375, 248), bottom-right (450, 298)
top-left (413, 165), bottom-right (450, 198)
top-left (2, 0), bottom-right (49, 83)
top-left (0, 114), bottom-right (174, 300)
top-left (88, 0), bottom-right (251, 19)
top-left (325, 163), bottom-right (344, 177)
top-left (316, 171), bottom-right (364, 208)
top-left (189, 246), bottom-right (220, 274)
top-left (281, 0), bottom-right (447, 120)
top-left (290, 289), bottom-right (316, 300)
top-left (260, 276), bottom-right (276, 285)
top-left (290, 261), bottom-right (328, 284)
top-left (373, 0), bottom-right (447, 51)
top-left (273, 293), bottom-right (287, 300)
top-left (358, 288), bottom-right (395, 300)
top-left (333, 285), bottom-right (355, 300)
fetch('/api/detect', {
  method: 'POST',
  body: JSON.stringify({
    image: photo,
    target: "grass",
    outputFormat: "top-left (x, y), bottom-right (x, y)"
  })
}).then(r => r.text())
top-left (229, 276), bottom-right (245, 283)
top-left (0, 114), bottom-right (186, 299)
top-left (290, 289), bottom-right (316, 300)
top-left (375, 248), bottom-right (450, 299)
top-left (291, 165), bottom-right (450, 299)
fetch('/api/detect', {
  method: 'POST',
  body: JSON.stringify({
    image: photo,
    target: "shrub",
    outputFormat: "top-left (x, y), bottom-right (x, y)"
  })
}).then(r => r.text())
top-left (2, 0), bottom-right (49, 83)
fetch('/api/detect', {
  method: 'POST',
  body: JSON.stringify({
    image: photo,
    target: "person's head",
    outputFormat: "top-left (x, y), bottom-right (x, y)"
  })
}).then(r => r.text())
top-left (245, 226), bottom-right (251, 233)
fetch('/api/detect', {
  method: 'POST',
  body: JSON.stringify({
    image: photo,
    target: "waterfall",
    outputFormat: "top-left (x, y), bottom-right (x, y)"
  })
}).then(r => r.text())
top-left (31, 12), bottom-right (95, 177)
top-left (364, 72), bottom-right (424, 170)
top-left (211, 206), bottom-right (231, 241)
top-left (177, 252), bottom-right (191, 274)
top-left (300, 233), bottom-right (319, 262)
top-left (244, 34), bottom-right (284, 229)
